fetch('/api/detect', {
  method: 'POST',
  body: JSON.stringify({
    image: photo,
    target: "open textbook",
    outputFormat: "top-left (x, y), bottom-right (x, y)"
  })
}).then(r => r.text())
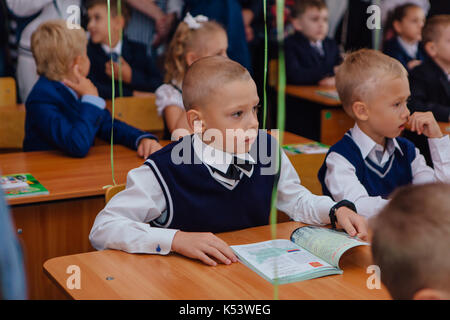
top-left (283, 142), bottom-right (329, 155)
top-left (231, 226), bottom-right (369, 285)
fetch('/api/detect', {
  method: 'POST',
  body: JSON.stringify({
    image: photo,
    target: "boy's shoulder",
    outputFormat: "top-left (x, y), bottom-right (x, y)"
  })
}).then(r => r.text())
top-left (409, 58), bottom-right (443, 79)
top-left (26, 76), bottom-right (65, 104)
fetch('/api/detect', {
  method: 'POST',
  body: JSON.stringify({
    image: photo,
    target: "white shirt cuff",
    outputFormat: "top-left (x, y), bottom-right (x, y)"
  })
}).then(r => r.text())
top-left (428, 135), bottom-right (450, 164)
top-left (81, 95), bottom-right (106, 109)
top-left (147, 228), bottom-right (179, 255)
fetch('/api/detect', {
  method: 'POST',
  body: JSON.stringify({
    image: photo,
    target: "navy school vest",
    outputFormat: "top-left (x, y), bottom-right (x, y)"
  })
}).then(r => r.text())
top-left (144, 132), bottom-right (280, 233)
top-left (318, 132), bottom-right (416, 200)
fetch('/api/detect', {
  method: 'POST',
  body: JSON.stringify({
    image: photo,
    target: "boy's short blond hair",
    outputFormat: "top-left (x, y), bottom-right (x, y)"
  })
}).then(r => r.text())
top-left (335, 49), bottom-right (407, 118)
top-left (31, 20), bottom-right (87, 81)
top-left (422, 15), bottom-right (450, 45)
top-left (182, 56), bottom-right (252, 110)
top-left (371, 183), bottom-right (450, 300)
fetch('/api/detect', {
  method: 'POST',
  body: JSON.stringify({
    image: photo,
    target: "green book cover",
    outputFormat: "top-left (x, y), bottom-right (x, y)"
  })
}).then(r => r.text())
top-left (283, 142), bottom-right (329, 155)
top-left (1, 173), bottom-right (49, 199)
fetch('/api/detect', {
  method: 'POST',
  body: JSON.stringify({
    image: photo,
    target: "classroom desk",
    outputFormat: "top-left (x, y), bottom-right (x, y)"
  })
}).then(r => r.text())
top-left (2, 132), bottom-right (323, 299)
top-left (44, 221), bottom-right (390, 300)
top-left (439, 122), bottom-right (450, 135)
top-left (284, 86), bottom-right (354, 145)
top-left (1, 145), bottom-right (145, 299)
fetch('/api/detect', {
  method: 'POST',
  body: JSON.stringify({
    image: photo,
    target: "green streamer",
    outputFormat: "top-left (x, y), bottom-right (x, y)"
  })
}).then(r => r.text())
top-left (262, 0), bottom-right (268, 129)
top-left (117, 0), bottom-right (124, 97)
top-left (268, 0), bottom-right (287, 301)
top-left (107, 0), bottom-right (117, 186)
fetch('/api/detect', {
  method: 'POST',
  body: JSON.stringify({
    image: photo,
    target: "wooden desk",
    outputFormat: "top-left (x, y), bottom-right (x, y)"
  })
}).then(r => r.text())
top-left (285, 86), bottom-right (341, 107)
top-left (44, 221), bottom-right (390, 300)
top-left (2, 133), bottom-right (320, 299)
top-left (439, 122), bottom-right (450, 135)
top-left (1, 145), bottom-right (145, 299)
top-left (284, 86), bottom-right (354, 145)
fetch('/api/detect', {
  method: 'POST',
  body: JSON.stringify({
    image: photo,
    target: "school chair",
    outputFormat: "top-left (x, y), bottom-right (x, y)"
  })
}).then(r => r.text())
top-left (106, 95), bottom-right (164, 139)
top-left (0, 105), bottom-right (25, 151)
top-left (0, 77), bottom-right (17, 107)
top-left (105, 184), bottom-right (126, 204)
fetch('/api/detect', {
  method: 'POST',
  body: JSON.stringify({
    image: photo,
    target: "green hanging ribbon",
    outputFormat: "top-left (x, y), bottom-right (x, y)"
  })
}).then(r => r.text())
top-left (262, 0), bottom-right (268, 129)
top-left (268, 0), bottom-right (287, 301)
top-left (117, 0), bottom-right (124, 97)
top-left (107, 0), bottom-right (117, 186)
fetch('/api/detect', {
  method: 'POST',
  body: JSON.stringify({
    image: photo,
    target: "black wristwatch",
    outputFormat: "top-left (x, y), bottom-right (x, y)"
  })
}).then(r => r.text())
top-left (329, 200), bottom-right (357, 229)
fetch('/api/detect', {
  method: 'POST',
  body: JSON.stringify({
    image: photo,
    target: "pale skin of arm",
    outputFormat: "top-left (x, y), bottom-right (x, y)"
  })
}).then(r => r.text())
top-left (163, 105), bottom-right (192, 139)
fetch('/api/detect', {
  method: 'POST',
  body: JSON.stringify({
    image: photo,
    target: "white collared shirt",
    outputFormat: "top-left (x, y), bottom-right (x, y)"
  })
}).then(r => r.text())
top-left (324, 124), bottom-right (450, 218)
top-left (310, 40), bottom-right (324, 56)
top-left (101, 40), bottom-right (123, 57)
top-left (397, 36), bottom-right (419, 59)
top-left (89, 135), bottom-right (337, 255)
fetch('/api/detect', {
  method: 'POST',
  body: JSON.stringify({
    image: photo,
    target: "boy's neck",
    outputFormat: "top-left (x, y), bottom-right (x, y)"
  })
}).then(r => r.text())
top-left (398, 35), bottom-right (417, 46)
top-left (356, 122), bottom-right (387, 149)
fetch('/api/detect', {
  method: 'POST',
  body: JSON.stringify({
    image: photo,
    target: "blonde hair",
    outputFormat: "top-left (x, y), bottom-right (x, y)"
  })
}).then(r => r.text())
top-left (31, 20), bottom-right (87, 81)
top-left (371, 183), bottom-right (450, 299)
top-left (182, 56), bottom-right (252, 110)
top-left (164, 20), bottom-right (226, 83)
top-left (335, 49), bottom-right (407, 118)
top-left (422, 14), bottom-right (450, 44)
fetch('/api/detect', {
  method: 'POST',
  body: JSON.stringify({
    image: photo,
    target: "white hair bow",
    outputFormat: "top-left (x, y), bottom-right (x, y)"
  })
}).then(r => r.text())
top-left (183, 12), bottom-right (209, 29)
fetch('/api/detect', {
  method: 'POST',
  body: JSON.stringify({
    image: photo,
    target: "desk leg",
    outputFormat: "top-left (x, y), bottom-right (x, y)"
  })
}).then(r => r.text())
top-left (11, 197), bottom-right (105, 300)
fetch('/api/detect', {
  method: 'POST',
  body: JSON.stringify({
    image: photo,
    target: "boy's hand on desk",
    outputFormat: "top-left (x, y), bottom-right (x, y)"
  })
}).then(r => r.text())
top-left (171, 231), bottom-right (239, 266)
top-left (137, 138), bottom-right (162, 158)
top-left (318, 76), bottom-right (336, 87)
top-left (63, 65), bottom-right (99, 97)
top-left (407, 112), bottom-right (443, 139)
top-left (105, 58), bottom-right (132, 84)
top-left (335, 207), bottom-right (368, 241)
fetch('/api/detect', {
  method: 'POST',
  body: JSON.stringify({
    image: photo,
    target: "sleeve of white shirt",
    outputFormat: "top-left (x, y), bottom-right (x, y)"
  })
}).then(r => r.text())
top-left (89, 165), bottom-right (179, 255)
top-left (412, 135), bottom-right (450, 184)
top-left (155, 84), bottom-right (184, 116)
top-left (6, 0), bottom-right (53, 17)
top-left (276, 151), bottom-right (336, 225)
top-left (324, 152), bottom-right (389, 218)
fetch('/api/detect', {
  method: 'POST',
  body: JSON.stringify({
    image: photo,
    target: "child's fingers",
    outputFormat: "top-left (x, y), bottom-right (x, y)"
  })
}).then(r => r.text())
top-left (197, 251), bottom-right (217, 266)
top-left (212, 237), bottom-right (238, 262)
top-left (215, 238), bottom-right (238, 262)
top-left (203, 246), bottom-right (231, 265)
top-left (338, 217), bottom-right (357, 237)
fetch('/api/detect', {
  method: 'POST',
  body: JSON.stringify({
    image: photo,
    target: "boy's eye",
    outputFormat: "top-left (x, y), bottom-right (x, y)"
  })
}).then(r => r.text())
top-left (232, 111), bottom-right (243, 118)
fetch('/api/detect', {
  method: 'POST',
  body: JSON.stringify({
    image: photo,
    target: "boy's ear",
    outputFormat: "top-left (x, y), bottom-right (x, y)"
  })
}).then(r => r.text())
top-left (424, 41), bottom-right (436, 58)
top-left (186, 108), bottom-right (205, 133)
top-left (291, 18), bottom-right (303, 32)
top-left (392, 20), bottom-right (402, 35)
top-left (185, 51), bottom-right (198, 67)
top-left (352, 101), bottom-right (369, 121)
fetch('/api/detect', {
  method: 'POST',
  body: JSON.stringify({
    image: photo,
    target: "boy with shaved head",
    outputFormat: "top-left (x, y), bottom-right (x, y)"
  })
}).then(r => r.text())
top-left (90, 56), bottom-right (367, 266)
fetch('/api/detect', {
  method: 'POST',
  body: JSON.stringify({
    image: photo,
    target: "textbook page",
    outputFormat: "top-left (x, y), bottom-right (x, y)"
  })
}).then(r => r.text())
top-left (290, 226), bottom-right (369, 268)
top-left (231, 239), bottom-right (340, 284)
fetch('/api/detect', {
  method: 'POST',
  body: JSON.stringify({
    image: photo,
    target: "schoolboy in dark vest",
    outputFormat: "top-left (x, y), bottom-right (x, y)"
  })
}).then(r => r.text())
top-left (318, 49), bottom-right (450, 219)
top-left (90, 56), bottom-right (367, 266)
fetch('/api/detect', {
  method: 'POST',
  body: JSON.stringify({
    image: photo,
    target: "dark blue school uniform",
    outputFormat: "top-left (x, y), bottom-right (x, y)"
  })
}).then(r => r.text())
top-left (23, 76), bottom-right (157, 157)
top-left (383, 37), bottom-right (426, 71)
top-left (144, 132), bottom-right (278, 233)
top-left (284, 31), bottom-right (342, 85)
top-left (87, 36), bottom-right (162, 99)
top-left (318, 131), bottom-right (416, 200)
